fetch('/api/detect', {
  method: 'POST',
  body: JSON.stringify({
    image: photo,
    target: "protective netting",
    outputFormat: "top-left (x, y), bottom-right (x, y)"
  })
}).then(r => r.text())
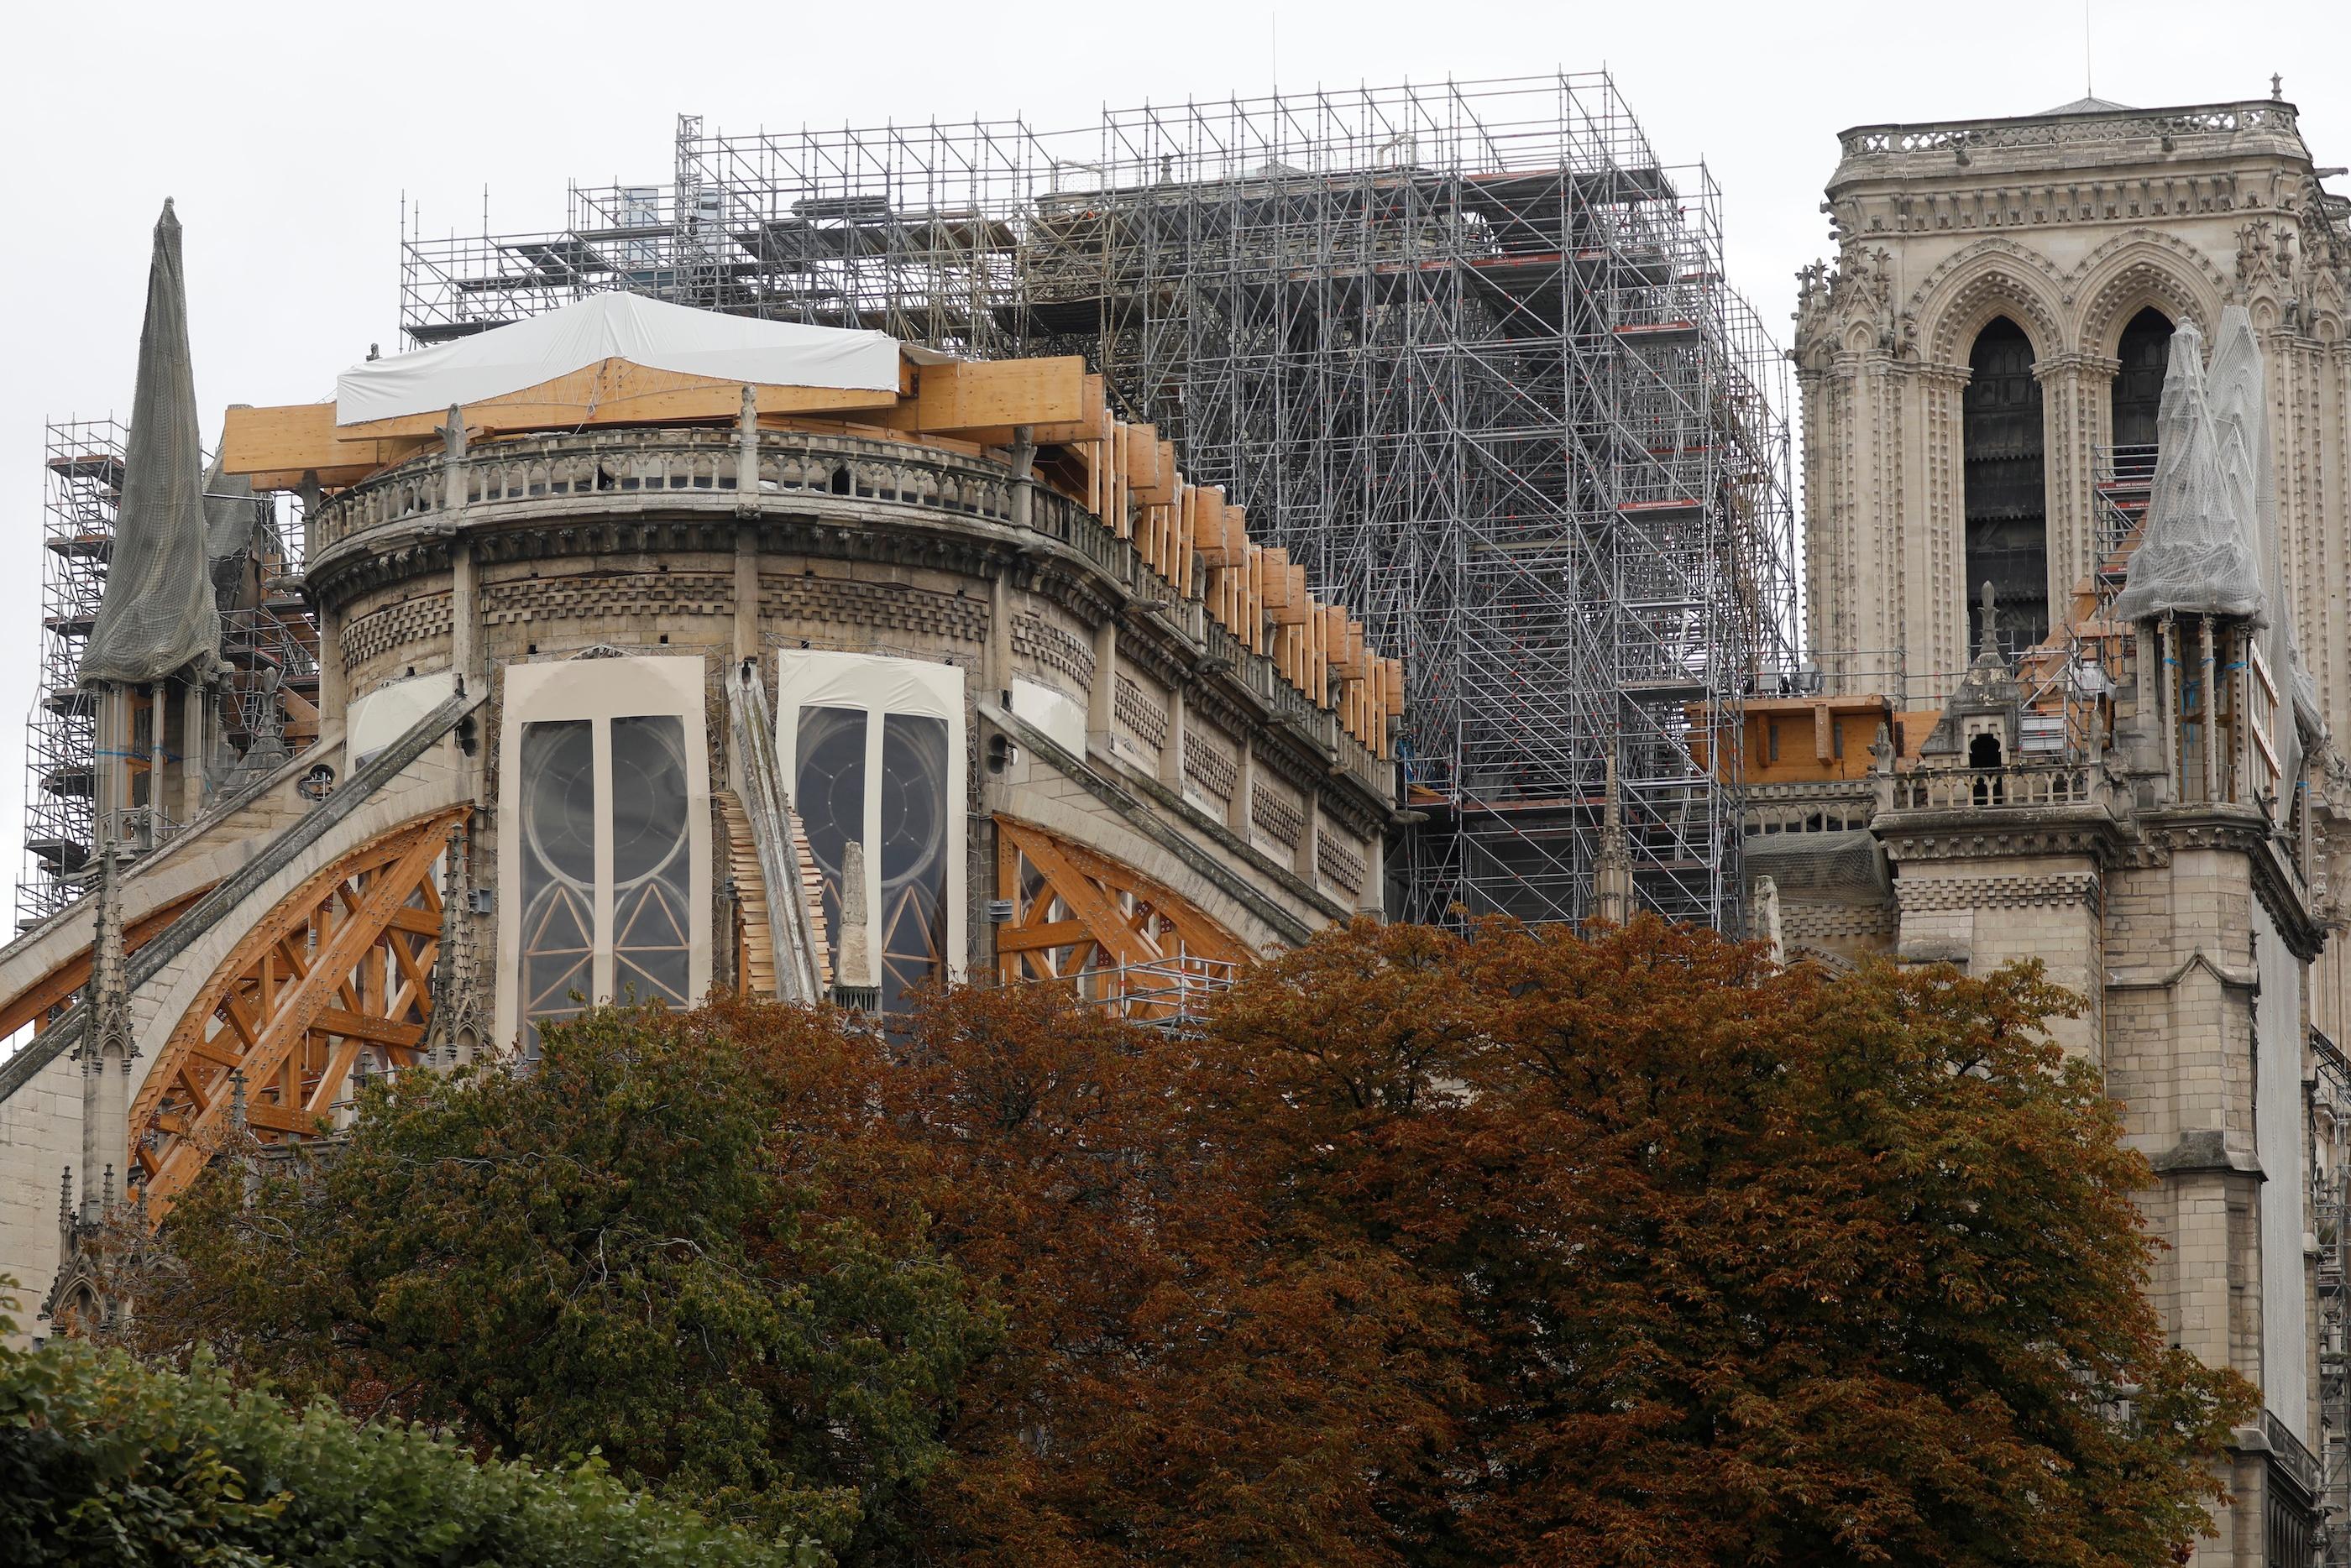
top-left (202, 450), bottom-right (264, 564)
top-left (2208, 305), bottom-right (2314, 781)
top-left (80, 201), bottom-right (221, 687)
top-left (2111, 317), bottom-right (2266, 626)
top-left (2113, 305), bottom-right (2322, 783)
top-left (1740, 828), bottom-right (1889, 906)
top-left (202, 446), bottom-right (269, 603)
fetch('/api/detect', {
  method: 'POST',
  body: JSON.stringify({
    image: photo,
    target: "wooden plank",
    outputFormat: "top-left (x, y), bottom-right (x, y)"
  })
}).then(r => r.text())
top-left (1259, 547), bottom-right (1293, 610)
top-left (2252, 711), bottom-right (2281, 783)
top-left (1268, 558), bottom-right (1309, 625)
top-left (1185, 488), bottom-right (1217, 567)
top-left (1127, 422), bottom-right (1175, 502)
top-left (1173, 481), bottom-right (1196, 596)
top-left (218, 403), bottom-right (420, 486)
top-left (315, 1007), bottom-right (427, 1048)
top-left (914, 356), bottom-right (1089, 433)
top-left (2249, 638), bottom-right (2280, 708)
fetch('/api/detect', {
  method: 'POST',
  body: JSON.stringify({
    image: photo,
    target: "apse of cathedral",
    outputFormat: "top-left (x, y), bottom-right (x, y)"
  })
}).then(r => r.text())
top-left (1778, 86), bottom-right (2351, 1561)
top-left (0, 209), bottom-right (1400, 1355)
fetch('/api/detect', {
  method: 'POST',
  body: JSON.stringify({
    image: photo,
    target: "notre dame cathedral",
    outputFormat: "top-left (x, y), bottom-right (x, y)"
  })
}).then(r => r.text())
top-left (1777, 86), bottom-right (2351, 1561)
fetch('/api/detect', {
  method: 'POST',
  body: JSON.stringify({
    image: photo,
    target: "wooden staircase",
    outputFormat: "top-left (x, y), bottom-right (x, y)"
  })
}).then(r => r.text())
top-left (717, 787), bottom-right (829, 1000)
top-left (716, 790), bottom-right (777, 998)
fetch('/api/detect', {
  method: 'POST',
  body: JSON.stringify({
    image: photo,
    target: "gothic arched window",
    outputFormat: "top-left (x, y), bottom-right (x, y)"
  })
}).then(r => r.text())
top-left (2111, 306), bottom-right (2175, 453)
top-left (1963, 316), bottom-right (2048, 658)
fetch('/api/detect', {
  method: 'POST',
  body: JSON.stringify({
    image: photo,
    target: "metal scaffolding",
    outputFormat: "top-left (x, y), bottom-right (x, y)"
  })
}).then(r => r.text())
top-left (401, 73), bottom-right (1798, 928)
top-left (17, 421), bottom-right (316, 928)
top-left (21, 421), bottom-right (123, 927)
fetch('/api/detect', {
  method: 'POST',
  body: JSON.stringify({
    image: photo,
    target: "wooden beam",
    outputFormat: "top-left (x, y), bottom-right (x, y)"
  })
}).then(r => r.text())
top-left (186, 1032), bottom-right (243, 1069)
top-left (313, 1007), bottom-right (427, 1049)
top-left (998, 824), bottom-right (1157, 969)
top-left (914, 356), bottom-right (1090, 434)
top-left (4, 886), bottom-right (211, 1043)
top-left (338, 357), bottom-right (903, 442)
top-left (996, 917), bottom-right (1094, 954)
top-left (243, 1100), bottom-right (330, 1137)
top-left (1127, 423), bottom-right (1176, 502)
top-left (218, 404), bottom-right (423, 489)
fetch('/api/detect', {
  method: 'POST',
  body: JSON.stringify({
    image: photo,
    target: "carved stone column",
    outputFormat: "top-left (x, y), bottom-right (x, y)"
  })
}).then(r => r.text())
top-left (2034, 351), bottom-right (2116, 614)
top-left (1803, 346), bottom-right (1909, 701)
top-left (1914, 360), bottom-right (1971, 703)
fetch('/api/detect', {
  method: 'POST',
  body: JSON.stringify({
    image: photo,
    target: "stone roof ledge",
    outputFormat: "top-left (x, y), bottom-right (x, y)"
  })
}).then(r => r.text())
top-left (1831, 98), bottom-right (2307, 183)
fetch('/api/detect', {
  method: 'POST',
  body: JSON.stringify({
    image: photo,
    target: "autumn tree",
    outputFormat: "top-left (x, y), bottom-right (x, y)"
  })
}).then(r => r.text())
top-left (1200, 917), bottom-right (2253, 1566)
top-left (739, 980), bottom-right (1461, 1568)
top-left (141, 920), bottom-right (2249, 1567)
top-left (130, 1005), bottom-right (993, 1563)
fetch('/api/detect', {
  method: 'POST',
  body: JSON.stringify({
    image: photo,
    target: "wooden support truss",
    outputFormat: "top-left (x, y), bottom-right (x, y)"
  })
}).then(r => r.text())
top-left (994, 817), bottom-right (1246, 1023)
top-left (129, 808), bottom-right (468, 1215)
top-left (0, 887), bottom-right (211, 1045)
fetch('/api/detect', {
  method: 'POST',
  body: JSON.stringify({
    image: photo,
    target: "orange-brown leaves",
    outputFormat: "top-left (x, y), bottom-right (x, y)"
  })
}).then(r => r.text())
top-left (147, 918), bottom-right (2249, 1568)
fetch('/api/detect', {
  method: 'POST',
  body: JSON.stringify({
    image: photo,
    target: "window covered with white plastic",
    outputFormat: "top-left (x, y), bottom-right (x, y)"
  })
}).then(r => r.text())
top-left (778, 652), bottom-right (966, 1014)
top-left (498, 656), bottom-right (709, 1053)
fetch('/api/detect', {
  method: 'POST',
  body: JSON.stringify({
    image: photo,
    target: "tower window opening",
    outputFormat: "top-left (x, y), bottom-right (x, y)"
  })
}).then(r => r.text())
top-left (1963, 316), bottom-right (2048, 658)
top-left (2112, 306), bottom-right (2175, 458)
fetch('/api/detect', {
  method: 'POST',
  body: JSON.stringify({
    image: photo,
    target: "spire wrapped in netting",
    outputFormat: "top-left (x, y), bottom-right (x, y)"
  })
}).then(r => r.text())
top-left (2111, 318), bottom-right (2266, 626)
top-left (80, 200), bottom-right (221, 687)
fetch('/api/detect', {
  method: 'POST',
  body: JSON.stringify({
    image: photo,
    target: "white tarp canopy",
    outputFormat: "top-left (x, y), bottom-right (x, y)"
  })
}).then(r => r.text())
top-left (334, 292), bottom-right (948, 425)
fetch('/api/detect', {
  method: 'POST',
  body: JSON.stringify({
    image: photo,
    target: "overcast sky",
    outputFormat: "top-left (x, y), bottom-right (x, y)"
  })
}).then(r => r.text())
top-left (0, 0), bottom-right (2339, 912)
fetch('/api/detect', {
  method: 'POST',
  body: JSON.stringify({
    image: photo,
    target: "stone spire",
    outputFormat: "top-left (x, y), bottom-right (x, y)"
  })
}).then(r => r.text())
top-left (1593, 750), bottom-right (1634, 926)
top-left (45, 827), bottom-right (139, 1335)
top-left (77, 825), bottom-right (135, 1225)
top-left (428, 823), bottom-right (484, 1069)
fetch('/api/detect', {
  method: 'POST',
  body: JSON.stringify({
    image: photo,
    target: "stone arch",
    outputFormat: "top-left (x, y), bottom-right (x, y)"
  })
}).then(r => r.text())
top-left (1914, 240), bottom-right (2069, 365)
top-left (2310, 270), bottom-right (2347, 343)
top-left (2071, 232), bottom-right (2225, 356)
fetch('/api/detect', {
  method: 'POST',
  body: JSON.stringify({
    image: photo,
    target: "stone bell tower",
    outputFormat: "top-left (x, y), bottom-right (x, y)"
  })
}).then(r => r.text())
top-left (1793, 88), bottom-right (2351, 1039)
top-left (1792, 91), bottom-right (2348, 708)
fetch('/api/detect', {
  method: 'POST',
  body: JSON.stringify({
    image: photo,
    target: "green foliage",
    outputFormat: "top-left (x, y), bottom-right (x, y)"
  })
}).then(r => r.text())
top-left (0, 1309), bottom-right (813, 1567)
top-left (134, 1006), bottom-right (994, 1561)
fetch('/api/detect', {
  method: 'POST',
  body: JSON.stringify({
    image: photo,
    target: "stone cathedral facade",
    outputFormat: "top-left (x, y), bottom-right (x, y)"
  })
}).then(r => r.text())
top-left (1776, 90), bottom-right (2351, 1562)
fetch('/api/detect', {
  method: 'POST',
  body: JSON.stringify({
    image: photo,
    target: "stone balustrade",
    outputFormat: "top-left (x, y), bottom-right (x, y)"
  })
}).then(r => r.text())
top-left (308, 426), bottom-right (1391, 796)
top-left (1743, 792), bottom-right (1876, 838)
top-left (1839, 101), bottom-right (2301, 165)
top-left (1892, 762), bottom-right (2099, 813)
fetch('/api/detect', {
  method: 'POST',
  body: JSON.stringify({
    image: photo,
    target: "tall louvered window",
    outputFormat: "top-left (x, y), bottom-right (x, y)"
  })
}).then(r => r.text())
top-left (1962, 316), bottom-right (2048, 656)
